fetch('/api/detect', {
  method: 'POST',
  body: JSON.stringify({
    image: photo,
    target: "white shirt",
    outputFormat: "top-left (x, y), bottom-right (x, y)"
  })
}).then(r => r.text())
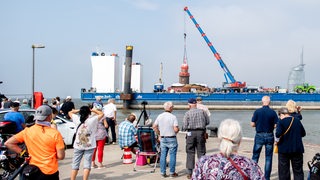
top-left (154, 112), bottom-right (178, 137)
top-left (103, 103), bottom-right (117, 118)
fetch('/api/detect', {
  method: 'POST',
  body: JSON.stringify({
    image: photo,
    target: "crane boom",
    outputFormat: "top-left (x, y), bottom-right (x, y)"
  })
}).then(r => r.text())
top-left (184, 7), bottom-right (246, 90)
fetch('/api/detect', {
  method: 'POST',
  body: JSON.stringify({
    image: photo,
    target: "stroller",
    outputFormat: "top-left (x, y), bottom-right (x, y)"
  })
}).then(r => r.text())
top-left (308, 153), bottom-right (320, 180)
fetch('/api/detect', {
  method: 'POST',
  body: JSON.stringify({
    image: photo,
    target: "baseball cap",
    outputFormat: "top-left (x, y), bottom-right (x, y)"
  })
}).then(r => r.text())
top-left (34, 105), bottom-right (52, 121)
top-left (11, 102), bottom-right (20, 108)
top-left (196, 97), bottom-right (202, 101)
top-left (188, 98), bottom-right (197, 104)
top-left (66, 96), bottom-right (72, 100)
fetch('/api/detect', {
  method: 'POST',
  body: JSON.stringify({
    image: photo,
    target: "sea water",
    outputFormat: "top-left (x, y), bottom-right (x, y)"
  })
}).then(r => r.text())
top-left (75, 99), bottom-right (319, 145)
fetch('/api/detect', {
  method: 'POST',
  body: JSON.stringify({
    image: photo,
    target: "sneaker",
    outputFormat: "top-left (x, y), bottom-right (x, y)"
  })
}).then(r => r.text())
top-left (112, 142), bottom-right (117, 145)
top-left (186, 174), bottom-right (192, 179)
top-left (161, 174), bottom-right (168, 178)
top-left (169, 172), bottom-right (178, 178)
top-left (91, 164), bottom-right (98, 169)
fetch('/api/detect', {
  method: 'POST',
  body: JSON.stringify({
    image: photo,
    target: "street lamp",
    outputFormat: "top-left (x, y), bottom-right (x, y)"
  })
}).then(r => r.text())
top-left (31, 44), bottom-right (45, 108)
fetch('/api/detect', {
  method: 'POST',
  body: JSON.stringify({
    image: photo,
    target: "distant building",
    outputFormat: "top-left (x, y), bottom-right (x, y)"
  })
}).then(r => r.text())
top-left (122, 62), bottom-right (143, 92)
top-left (91, 52), bottom-right (120, 92)
top-left (287, 50), bottom-right (305, 93)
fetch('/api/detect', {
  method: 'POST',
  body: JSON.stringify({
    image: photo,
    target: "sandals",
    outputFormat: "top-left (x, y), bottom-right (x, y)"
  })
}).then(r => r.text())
top-left (91, 164), bottom-right (98, 169)
top-left (97, 163), bottom-right (105, 169)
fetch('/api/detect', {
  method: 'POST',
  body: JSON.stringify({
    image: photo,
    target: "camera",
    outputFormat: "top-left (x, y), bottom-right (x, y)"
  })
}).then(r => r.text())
top-left (141, 101), bottom-right (148, 105)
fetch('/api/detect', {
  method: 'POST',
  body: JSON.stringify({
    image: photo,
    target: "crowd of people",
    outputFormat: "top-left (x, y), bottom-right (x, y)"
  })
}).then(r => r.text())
top-left (1, 95), bottom-right (308, 180)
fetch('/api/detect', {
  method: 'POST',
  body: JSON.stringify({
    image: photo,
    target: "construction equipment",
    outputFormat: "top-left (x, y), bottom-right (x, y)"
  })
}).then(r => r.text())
top-left (153, 62), bottom-right (165, 92)
top-left (184, 7), bottom-right (246, 93)
top-left (294, 83), bottom-right (316, 94)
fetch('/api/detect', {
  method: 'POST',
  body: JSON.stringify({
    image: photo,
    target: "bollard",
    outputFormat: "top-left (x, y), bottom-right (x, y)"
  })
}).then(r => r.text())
top-left (123, 147), bottom-right (133, 164)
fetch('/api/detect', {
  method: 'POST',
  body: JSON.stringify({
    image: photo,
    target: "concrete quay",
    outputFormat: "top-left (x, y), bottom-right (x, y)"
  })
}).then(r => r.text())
top-left (58, 132), bottom-right (319, 180)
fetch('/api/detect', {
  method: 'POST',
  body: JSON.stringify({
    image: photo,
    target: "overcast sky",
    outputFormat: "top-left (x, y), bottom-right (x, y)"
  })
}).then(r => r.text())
top-left (1, 0), bottom-right (319, 99)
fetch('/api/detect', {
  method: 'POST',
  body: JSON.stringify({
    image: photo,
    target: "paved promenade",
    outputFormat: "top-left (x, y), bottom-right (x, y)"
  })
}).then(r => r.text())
top-left (58, 132), bottom-right (319, 180)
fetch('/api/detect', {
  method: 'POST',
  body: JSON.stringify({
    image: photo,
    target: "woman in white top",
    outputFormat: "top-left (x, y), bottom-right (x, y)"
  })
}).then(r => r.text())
top-left (69, 105), bottom-right (104, 180)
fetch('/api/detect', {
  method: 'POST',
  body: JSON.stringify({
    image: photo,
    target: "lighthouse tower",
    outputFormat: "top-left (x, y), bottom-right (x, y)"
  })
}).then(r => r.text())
top-left (179, 33), bottom-right (190, 84)
top-left (179, 63), bottom-right (189, 84)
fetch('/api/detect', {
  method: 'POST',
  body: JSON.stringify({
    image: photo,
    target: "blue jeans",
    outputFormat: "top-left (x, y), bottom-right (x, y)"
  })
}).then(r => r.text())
top-left (252, 132), bottom-right (274, 180)
top-left (160, 137), bottom-right (178, 175)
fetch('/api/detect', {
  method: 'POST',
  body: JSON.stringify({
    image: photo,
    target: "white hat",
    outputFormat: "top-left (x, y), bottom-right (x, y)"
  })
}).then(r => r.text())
top-left (66, 96), bottom-right (72, 100)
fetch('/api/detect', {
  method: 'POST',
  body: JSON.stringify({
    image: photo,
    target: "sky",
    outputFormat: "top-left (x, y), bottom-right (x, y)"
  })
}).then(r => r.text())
top-left (1, 0), bottom-right (320, 99)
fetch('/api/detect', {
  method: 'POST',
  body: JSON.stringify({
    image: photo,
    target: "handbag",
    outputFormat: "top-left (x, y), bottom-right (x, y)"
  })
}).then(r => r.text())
top-left (204, 132), bottom-right (208, 139)
top-left (274, 117), bottom-right (294, 153)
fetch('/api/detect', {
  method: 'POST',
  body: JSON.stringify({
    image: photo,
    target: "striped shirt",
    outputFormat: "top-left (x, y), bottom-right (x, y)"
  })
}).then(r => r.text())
top-left (118, 120), bottom-right (137, 148)
top-left (183, 107), bottom-right (210, 131)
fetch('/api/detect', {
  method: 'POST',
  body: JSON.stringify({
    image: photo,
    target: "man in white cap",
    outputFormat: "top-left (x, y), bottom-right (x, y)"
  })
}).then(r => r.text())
top-left (60, 96), bottom-right (75, 119)
top-left (5, 105), bottom-right (65, 179)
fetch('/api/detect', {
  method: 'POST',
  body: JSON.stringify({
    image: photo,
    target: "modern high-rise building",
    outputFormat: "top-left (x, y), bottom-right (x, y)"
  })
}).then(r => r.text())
top-left (122, 62), bottom-right (143, 92)
top-left (287, 49), bottom-right (305, 92)
top-left (91, 52), bottom-right (120, 92)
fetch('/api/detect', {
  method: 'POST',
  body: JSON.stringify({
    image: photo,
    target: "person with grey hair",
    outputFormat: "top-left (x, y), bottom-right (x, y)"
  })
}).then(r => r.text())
top-left (153, 101), bottom-right (179, 178)
top-left (276, 107), bottom-right (305, 180)
top-left (5, 105), bottom-right (65, 179)
top-left (92, 96), bottom-right (103, 108)
top-left (103, 98), bottom-right (117, 144)
top-left (20, 99), bottom-right (31, 109)
top-left (192, 119), bottom-right (264, 179)
top-left (251, 95), bottom-right (278, 180)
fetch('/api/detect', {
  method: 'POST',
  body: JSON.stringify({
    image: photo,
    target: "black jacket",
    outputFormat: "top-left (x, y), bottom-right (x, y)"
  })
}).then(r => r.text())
top-left (276, 116), bottom-right (306, 153)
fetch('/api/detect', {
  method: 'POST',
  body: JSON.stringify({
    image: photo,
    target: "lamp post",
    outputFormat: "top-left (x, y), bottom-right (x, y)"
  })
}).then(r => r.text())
top-left (31, 44), bottom-right (45, 108)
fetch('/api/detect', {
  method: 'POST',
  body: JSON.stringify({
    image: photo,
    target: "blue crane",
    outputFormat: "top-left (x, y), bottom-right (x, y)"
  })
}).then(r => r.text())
top-left (184, 7), bottom-right (246, 92)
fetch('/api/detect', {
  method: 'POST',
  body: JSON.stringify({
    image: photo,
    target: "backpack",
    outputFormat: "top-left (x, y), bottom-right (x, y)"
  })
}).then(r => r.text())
top-left (308, 153), bottom-right (320, 180)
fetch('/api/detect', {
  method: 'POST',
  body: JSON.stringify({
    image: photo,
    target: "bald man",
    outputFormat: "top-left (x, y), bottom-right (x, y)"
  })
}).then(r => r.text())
top-left (251, 96), bottom-right (278, 180)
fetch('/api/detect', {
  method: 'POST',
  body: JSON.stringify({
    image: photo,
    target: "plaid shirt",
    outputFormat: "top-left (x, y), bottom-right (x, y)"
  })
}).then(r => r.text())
top-left (183, 107), bottom-right (210, 131)
top-left (118, 120), bottom-right (137, 148)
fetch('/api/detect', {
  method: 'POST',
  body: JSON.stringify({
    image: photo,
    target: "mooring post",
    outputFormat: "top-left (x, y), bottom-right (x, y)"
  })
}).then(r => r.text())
top-left (121, 45), bottom-right (133, 109)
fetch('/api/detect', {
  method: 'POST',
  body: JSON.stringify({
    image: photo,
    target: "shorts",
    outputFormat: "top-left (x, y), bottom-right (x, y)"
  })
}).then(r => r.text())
top-left (72, 148), bottom-right (94, 170)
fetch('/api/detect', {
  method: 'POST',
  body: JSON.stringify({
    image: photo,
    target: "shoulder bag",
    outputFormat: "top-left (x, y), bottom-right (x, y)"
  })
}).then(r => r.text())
top-left (274, 117), bottom-right (294, 153)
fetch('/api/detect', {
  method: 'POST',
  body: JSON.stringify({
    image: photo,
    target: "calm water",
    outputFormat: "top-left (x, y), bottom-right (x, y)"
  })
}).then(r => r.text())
top-left (76, 99), bottom-right (319, 145)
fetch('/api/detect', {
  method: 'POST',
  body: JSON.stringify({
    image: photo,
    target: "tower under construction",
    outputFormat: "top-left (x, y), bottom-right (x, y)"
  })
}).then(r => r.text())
top-left (179, 33), bottom-right (190, 84)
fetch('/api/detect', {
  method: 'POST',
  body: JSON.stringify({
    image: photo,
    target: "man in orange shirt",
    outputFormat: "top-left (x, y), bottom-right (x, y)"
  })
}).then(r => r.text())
top-left (5, 105), bottom-right (65, 179)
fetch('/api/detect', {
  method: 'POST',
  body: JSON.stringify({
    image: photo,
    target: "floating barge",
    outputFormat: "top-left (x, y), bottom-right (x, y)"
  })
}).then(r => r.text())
top-left (81, 92), bottom-right (320, 104)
